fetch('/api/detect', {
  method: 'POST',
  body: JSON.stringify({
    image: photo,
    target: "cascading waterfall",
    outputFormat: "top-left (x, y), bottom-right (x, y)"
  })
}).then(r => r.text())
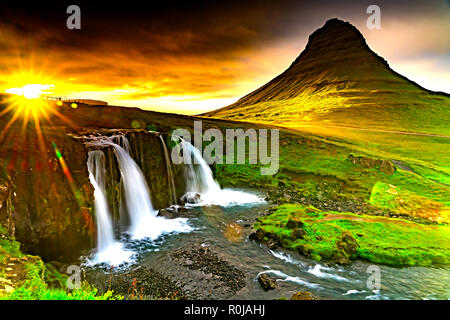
top-left (87, 150), bottom-right (132, 265)
top-left (105, 140), bottom-right (159, 239)
top-left (87, 151), bottom-right (115, 252)
top-left (159, 135), bottom-right (177, 204)
top-left (178, 139), bottom-right (263, 206)
top-left (181, 139), bottom-right (221, 195)
top-left (88, 134), bottom-right (191, 243)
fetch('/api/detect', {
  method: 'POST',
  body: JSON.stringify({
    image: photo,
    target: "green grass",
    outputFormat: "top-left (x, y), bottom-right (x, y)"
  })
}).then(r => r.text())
top-left (0, 226), bottom-right (121, 300)
top-left (215, 131), bottom-right (449, 224)
top-left (254, 204), bottom-right (450, 267)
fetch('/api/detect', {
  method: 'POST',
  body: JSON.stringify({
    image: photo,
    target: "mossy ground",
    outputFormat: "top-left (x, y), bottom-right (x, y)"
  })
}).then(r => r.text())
top-left (215, 129), bottom-right (449, 224)
top-left (213, 128), bottom-right (449, 267)
top-left (254, 204), bottom-right (450, 267)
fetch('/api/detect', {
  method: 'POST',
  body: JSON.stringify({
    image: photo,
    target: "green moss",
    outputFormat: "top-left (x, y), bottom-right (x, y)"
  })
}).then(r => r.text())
top-left (1, 279), bottom-right (122, 300)
top-left (0, 225), bottom-right (121, 300)
top-left (254, 204), bottom-right (450, 267)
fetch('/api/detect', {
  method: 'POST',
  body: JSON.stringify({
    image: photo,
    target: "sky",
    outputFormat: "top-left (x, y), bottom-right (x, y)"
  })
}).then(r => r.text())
top-left (0, 0), bottom-right (449, 114)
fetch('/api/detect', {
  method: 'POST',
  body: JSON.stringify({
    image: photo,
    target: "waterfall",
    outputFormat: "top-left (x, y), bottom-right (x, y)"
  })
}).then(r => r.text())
top-left (105, 140), bottom-right (158, 239)
top-left (177, 139), bottom-right (263, 206)
top-left (87, 150), bottom-right (132, 265)
top-left (87, 151), bottom-right (115, 252)
top-left (100, 135), bottom-right (191, 241)
top-left (181, 139), bottom-right (221, 195)
top-left (159, 135), bottom-right (177, 204)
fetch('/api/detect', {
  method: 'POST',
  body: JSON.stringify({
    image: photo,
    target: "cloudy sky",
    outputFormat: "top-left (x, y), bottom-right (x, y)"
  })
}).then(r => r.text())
top-left (0, 0), bottom-right (449, 114)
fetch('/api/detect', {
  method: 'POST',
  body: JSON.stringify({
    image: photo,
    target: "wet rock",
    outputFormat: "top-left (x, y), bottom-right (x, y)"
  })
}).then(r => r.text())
top-left (291, 291), bottom-right (319, 300)
top-left (266, 238), bottom-right (279, 250)
top-left (257, 274), bottom-right (277, 291)
top-left (249, 229), bottom-right (265, 242)
top-left (297, 244), bottom-right (312, 257)
top-left (157, 208), bottom-right (176, 219)
top-left (180, 192), bottom-right (201, 205)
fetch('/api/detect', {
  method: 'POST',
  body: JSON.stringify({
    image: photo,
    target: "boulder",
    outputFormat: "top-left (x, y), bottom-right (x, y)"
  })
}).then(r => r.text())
top-left (292, 228), bottom-right (306, 239)
top-left (180, 192), bottom-right (201, 205)
top-left (286, 218), bottom-right (304, 229)
top-left (333, 231), bottom-right (358, 264)
top-left (380, 160), bottom-right (396, 176)
top-left (291, 291), bottom-right (319, 300)
top-left (257, 274), bottom-right (277, 291)
top-left (249, 229), bottom-right (265, 242)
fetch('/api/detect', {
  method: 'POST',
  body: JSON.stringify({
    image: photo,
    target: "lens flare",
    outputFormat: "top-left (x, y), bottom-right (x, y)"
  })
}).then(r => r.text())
top-left (5, 84), bottom-right (54, 99)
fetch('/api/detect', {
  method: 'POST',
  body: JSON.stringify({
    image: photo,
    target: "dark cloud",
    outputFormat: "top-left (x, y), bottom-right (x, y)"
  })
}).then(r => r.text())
top-left (0, 0), bottom-right (447, 112)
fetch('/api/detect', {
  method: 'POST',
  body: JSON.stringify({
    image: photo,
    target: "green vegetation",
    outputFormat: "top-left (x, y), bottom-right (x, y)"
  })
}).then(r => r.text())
top-left (254, 204), bottom-right (450, 267)
top-left (0, 225), bottom-right (122, 300)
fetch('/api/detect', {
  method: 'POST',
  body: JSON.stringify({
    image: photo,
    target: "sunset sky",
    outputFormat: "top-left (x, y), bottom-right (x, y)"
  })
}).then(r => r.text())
top-left (0, 0), bottom-right (449, 114)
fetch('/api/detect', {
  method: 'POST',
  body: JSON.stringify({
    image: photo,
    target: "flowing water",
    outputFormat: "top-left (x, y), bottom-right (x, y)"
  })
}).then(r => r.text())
top-left (180, 139), bottom-right (263, 206)
top-left (86, 150), bottom-right (133, 266)
top-left (159, 135), bottom-right (177, 205)
top-left (83, 134), bottom-right (449, 300)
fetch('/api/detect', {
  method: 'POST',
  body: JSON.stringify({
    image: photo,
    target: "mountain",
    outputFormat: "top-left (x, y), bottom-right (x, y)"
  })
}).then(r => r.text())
top-left (203, 18), bottom-right (450, 135)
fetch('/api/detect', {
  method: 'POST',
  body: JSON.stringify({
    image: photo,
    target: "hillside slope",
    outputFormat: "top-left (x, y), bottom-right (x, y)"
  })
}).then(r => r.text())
top-left (204, 19), bottom-right (450, 135)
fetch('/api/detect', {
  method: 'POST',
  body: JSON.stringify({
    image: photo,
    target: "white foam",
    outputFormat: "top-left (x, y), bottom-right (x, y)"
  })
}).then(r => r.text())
top-left (130, 216), bottom-right (193, 240)
top-left (307, 264), bottom-right (351, 282)
top-left (86, 242), bottom-right (134, 267)
top-left (343, 289), bottom-right (366, 295)
top-left (197, 189), bottom-right (265, 207)
top-left (257, 269), bottom-right (320, 289)
top-left (269, 250), bottom-right (305, 266)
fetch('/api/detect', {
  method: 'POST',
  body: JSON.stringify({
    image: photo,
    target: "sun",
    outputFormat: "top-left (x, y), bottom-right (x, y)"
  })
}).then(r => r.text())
top-left (5, 84), bottom-right (54, 99)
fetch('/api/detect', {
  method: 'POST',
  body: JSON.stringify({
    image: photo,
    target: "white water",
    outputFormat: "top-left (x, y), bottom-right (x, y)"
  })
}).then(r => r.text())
top-left (159, 135), bottom-right (177, 204)
top-left (105, 139), bottom-right (192, 240)
top-left (87, 150), bottom-right (133, 266)
top-left (179, 139), bottom-right (264, 206)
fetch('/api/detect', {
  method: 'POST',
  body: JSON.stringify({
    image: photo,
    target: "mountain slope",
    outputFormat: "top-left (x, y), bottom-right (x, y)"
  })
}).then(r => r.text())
top-left (203, 18), bottom-right (450, 135)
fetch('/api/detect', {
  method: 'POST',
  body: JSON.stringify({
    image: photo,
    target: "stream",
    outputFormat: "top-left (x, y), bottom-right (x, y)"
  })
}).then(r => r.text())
top-left (82, 196), bottom-right (449, 300)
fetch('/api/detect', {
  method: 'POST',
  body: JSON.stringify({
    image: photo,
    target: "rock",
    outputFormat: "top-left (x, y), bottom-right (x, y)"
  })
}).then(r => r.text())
top-left (292, 228), bottom-right (306, 239)
top-left (297, 244), bottom-right (312, 257)
top-left (333, 231), bottom-right (358, 265)
top-left (180, 192), bottom-right (201, 205)
top-left (257, 274), bottom-right (277, 290)
top-left (266, 238), bottom-right (279, 250)
top-left (5, 267), bottom-right (13, 272)
top-left (283, 193), bottom-right (292, 200)
top-left (157, 208), bottom-right (176, 219)
top-left (380, 160), bottom-right (396, 175)
top-left (286, 218), bottom-right (304, 229)
top-left (249, 229), bottom-right (265, 242)
top-left (291, 291), bottom-right (319, 300)
top-left (4, 285), bottom-right (15, 293)
top-left (0, 277), bottom-right (12, 285)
